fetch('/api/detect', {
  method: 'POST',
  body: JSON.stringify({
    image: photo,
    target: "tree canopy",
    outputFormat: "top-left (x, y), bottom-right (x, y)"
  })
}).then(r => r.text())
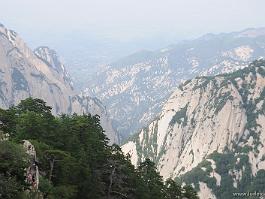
top-left (0, 98), bottom-right (198, 198)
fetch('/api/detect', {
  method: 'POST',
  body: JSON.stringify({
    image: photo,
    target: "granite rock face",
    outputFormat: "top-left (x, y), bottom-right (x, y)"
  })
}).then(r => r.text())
top-left (122, 60), bottom-right (265, 198)
top-left (86, 28), bottom-right (265, 140)
top-left (0, 24), bottom-right (118, 144)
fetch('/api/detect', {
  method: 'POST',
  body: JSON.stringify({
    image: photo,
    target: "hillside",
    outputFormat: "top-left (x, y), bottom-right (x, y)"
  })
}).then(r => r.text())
top-left (86, 28), bottom-right (265, 141)
top-left (122, 59), bottom-right (265, 198)
top-left (0, 23), bottom-right (118, 143)
top-left (0, 98), bottom-right (198, 199)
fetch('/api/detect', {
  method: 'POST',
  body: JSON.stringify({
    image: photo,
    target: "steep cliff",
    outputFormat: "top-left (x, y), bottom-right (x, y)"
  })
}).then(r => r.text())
top-left (87, 28), bottom-right (265, 140)
top-left (0, 23), bottom-right (118, 143)
top-left (122, 60), bottom-right (265, 198)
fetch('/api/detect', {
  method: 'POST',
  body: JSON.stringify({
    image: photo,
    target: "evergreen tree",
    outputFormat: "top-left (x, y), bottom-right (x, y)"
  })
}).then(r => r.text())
top-left (0, 98), bottom-right (199, 199)
top-left (137, 158), bottom-right (165, 199)
top-left (183, 185), bottom-right (199, 199)
top-left (165, 179), bottom-right (182, 199)
top-left (0, 141), bottom-right (29, 198)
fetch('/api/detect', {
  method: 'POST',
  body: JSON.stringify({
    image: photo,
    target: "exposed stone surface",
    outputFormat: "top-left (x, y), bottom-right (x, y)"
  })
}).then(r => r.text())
top-left (23, 140), bottom-right (39, 190)
top-left (86, 28), bottom-right (265, 140)
top-left (122, 60), bottom-right (265, 197)
top-left (0, 24), bottom-right (118, 144)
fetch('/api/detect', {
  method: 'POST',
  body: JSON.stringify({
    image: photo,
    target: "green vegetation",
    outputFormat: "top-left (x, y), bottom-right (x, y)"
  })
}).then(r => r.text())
top-left (0, 141), bottom-right (29, 199)
top-left (181, 160), bottom-right (216, 190)
top-left (193, 76), bottom-right (214, 91)
top-left (181, 60), bottom-right (265, 198)
top-left (136, 59), bottom-right (265, 199)
top-left (0, 98), bottom-right (197, 199)
top-left (214, 91), bottom-right (233, 114)
top-left (181, 151), bottom-right (265, 199)
top-left (169, 104), bottom-right (188, 127)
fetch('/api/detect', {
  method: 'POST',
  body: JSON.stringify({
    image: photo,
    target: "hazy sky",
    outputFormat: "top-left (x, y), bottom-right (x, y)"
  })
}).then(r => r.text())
top-left (1, 0), bottom-right (264, 43)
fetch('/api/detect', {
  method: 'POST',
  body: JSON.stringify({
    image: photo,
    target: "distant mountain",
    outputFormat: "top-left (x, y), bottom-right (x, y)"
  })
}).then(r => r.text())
top-left (122, 60), bottom-right (265, 198)
top-left (0, 23), bottom-right (118, 143)
top-left (86, 27), bottom-right (265, 141)
top-left (34, 46), bottom-right (73, 87)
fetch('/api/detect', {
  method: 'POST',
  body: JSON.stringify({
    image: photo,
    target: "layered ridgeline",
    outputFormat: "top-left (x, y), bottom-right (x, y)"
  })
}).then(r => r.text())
top-left (122, 60), bottom-right (265, 198)
top-left (87, 28), bottom-right (265, 140)
top-left (0, 23), bottom-right (118, 143)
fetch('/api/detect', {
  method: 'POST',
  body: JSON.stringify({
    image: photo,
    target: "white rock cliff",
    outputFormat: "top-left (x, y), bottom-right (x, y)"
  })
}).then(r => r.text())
top-left (0, 23), bottom-right (118, 144)
top-left (122, 60), bottom-right (265, 197)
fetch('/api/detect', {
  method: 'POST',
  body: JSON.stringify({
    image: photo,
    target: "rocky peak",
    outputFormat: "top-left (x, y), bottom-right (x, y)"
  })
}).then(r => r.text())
top-left (34, 46), bottom-right (65, 73)
top-left (0, 24), bottom-right (17, 44)
top-left (0, 23), bottom-right (118, 144)
top-left (34, 46), bottom-right (73, 88)
top-left (87, 28), bottom-right (265, 141)
top-left (122, 60), bottom-right (265, 197)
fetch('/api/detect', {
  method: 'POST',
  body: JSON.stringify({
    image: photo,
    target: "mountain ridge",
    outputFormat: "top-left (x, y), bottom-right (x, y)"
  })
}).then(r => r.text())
top-left (0, 23), bottom-right (118, 143)
top-left (122, 59), bottom-right (265, 198)
top-left (86, 27), bottom-right (265, 141)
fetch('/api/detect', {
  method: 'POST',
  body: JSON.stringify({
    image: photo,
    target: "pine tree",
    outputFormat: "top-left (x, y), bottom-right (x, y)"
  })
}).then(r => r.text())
top-left (165, 179), bottom-right (182, 199)
top-left (137, 158), bottom-right (165, 199)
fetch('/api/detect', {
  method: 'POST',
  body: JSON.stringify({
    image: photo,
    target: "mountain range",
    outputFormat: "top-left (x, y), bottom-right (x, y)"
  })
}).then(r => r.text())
top-left (122, 59), bottom-right (265, 198)
top-left (86, 27), bottom-right (265, 141)
top-left (2, 22), bottom-right (265, 198)
top-left (0, 23), bottom-right (118, 144)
